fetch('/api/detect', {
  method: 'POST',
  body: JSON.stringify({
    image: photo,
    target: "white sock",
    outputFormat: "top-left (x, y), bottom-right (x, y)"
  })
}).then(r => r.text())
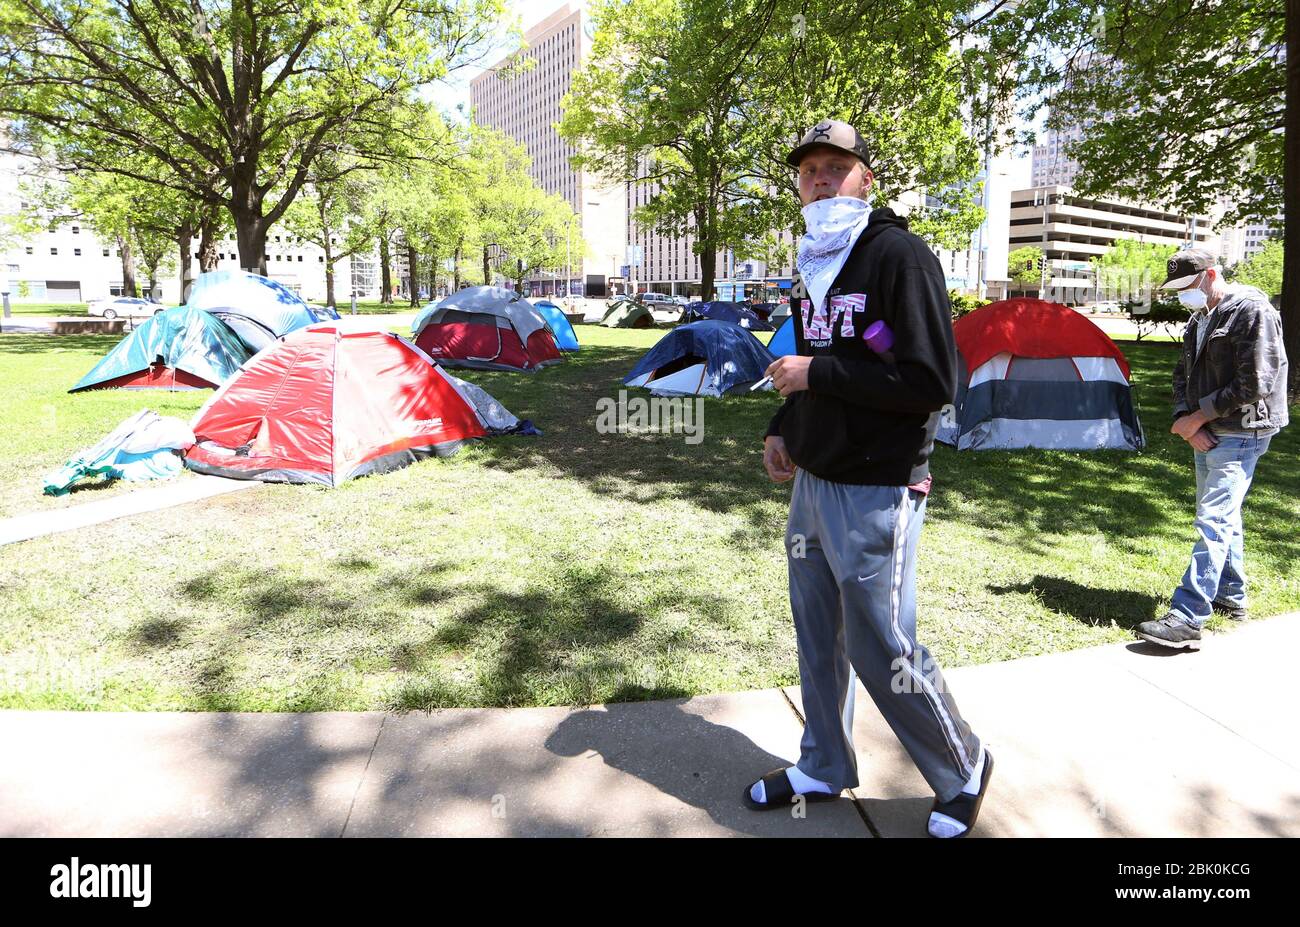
top-left (750, 766), bottom-right (835, 804)
top-left (927, 748), bottom-right (985, 838)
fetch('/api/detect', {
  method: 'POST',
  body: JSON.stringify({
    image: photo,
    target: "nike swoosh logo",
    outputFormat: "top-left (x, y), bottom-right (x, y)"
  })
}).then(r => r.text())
top-left (857, 573), bottom-right (879, 582)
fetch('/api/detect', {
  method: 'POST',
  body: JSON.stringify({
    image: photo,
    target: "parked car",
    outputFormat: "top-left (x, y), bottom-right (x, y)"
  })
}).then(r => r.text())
top-left (87, 297), bottom-right (162, 320)
top-left (649, 303), bottom-right (684, 324)
top-left (635, 292), bottom-right (675, 306)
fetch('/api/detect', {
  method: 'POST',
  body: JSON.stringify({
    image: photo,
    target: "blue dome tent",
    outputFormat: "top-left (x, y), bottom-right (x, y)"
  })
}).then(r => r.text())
top-left (531, 298), bottom-right (580, 351)
top-left (768, 314), bottom-right (796, 356)
top-left (682, 301), bottom-right (773, 331)
top-left (623, 321), bottom-right (775, 396)
top-left (187, 270), bottom-right (318, 353)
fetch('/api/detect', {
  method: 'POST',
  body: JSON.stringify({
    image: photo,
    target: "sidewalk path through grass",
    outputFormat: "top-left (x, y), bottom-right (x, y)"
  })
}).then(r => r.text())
top-left (2, 612), bottom-right (1295, 837)
top-left (0, 475), bottom-right (260, 546)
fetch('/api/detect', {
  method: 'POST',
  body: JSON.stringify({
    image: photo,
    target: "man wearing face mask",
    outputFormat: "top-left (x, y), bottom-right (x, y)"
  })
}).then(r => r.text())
top-left (1136, 248), bottom-right (1289, 650)
top-left (746, 120), bottom-right (991, 838)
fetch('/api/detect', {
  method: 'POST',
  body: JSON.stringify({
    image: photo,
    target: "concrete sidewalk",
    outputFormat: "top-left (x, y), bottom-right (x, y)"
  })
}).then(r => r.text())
top-left (1, 473), bottom-right (261, 546)
top-left (2, 614), bottom-right (1296, 838)
top-left (0, 475), bottom-right (260, 546)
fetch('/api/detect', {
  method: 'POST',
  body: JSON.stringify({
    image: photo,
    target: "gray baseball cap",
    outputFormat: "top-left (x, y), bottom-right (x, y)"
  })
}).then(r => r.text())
top-left (1161, 248), bottom-right (1218, 289)
top-left (786, 119), bottom-right (871, 168)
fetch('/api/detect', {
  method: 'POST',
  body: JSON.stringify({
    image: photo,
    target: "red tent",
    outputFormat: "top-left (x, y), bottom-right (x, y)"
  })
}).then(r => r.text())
top-left (952, 297), bottom-right (1131, 380)
top-left (412, 286), bottom-right (562, 372)
top-left (184, 328), bottom-right (488, 486)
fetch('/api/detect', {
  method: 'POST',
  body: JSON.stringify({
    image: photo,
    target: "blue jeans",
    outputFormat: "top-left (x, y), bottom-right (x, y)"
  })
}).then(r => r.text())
top-left (1170, 432), bottom-right (1272, 627)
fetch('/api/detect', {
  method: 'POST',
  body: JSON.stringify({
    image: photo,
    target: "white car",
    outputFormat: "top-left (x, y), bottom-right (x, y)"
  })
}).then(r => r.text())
top-left (87, 297), bottom-right (164, 320)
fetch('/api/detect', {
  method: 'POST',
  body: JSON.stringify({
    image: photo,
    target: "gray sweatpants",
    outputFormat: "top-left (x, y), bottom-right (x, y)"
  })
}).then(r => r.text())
top-left (786, 467), bottom-right (980, 803)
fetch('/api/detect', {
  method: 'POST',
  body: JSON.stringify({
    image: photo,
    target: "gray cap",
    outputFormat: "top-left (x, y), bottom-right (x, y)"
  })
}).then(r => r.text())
top-left (1161, 248), bottom-right (1218, 289)
top-left (786, 119), bottom-right (871, 168)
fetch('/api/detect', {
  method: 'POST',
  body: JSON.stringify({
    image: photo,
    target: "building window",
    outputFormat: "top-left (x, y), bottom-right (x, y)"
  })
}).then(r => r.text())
top-left (102, 248), bottom-right (109, 256)
top-left (25, 246), bottom-right (32, 255)
top-left (50, 248), bottom-right (57, 255)
top-left (74, 248), bottom-right (81, 256)
top-left (72, 226), bottom-right (79, 234)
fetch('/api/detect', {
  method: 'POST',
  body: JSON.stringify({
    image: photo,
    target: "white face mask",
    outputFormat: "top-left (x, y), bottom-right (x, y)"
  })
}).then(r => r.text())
top-left (800, 194), bottom-right (872, 239)
top-left (797, 194), bottom-right (874, 313)
top-left (1177, 273), bottom-right (1209, 311)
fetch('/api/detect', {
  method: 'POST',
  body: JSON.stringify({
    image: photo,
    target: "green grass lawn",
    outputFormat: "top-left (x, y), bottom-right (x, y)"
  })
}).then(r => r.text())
top-left (3, 301), bottom-right (90, 317)
top-left (0, 324), bottom-right (1296, 712)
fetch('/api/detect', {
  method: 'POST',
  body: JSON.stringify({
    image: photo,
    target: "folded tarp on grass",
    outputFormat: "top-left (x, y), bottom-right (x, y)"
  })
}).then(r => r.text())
top-left (42, 410), bottom-right (196, 495)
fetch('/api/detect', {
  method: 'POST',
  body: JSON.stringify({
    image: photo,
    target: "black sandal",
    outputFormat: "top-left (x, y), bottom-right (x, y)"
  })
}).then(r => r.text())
top-left (742, 767), bottom-right (841, 811)
top-left (928, 749), bottom-right (994, 838)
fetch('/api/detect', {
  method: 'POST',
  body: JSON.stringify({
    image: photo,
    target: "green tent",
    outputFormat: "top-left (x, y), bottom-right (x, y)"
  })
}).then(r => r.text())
top-left (600, 301), bottom-right (654, 328)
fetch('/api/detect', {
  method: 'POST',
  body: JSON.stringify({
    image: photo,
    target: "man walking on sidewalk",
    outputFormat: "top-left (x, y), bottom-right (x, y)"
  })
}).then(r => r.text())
top-left (747, 119), bottom-right (991, 838)
top-left (1137, 248), bottom-right (1289, 650)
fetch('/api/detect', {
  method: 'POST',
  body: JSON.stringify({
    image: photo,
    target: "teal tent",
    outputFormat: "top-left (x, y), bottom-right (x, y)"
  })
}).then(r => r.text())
top-left (70, 305), bottom-right (251, 393)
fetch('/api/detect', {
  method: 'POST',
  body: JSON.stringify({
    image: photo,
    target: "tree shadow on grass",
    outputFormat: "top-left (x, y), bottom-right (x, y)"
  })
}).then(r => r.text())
top-left (452, 344), bottom-right (793, 541)
top-left (450, 340), bottom-right (1296, 568)
top-left (988, 575), bottom-right (1163, 630)
top-left (126, 554), bottom-right (731, 711)
top-left (387, 560), bottom-right (729, 710)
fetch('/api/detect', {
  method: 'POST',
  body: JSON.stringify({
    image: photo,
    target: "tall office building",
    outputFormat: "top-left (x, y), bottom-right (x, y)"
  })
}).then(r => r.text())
top-left (469, 2), bottom-right (626, 297)
top-left (625, 162), bottom-right (797, 300)
top-left (1219, 214), bottom-right (1283, 267)
top-left (1031, 122), bottom-right (1089, 189)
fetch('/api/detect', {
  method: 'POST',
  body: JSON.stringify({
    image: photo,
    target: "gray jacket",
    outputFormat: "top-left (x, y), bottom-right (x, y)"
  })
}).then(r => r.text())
top-left (1172, 284), bottom-right (1289, 433)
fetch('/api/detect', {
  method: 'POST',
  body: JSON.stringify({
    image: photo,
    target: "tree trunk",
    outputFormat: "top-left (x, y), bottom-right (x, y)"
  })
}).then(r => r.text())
top-left (229, 155), bottom-right (270, 275)
top-left (379, 233), bottom-right (393, 304)
top-left (454, 239), bottom-right (463, 291)
top-left (699, 246), bottom-right (716, 301)
top-left (482, 245), bottom-right (491, 287)
top-left (198, 212), bottom-right (221, 273)
top-left (1284, 0), bottom-right (1299, 397)
top-left (178, 218), bottom-right (194, 304)
top-left (408, 242), bottom-right (420, 308)
top-left (117, 234), bottom-right (138, 298)
top-left (232, 213), bottom-right (268, 275)
top-left (428, 250), bottom-right (438, 301)
top-left (324, 243), bottom-right (336, 309)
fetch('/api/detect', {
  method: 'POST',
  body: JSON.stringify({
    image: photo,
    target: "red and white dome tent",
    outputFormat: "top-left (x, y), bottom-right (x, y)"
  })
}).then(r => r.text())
top-left (411, 286), bottom-right (563, 373)
top-left (936, 298), bottom-right (1145, 451)
top-left (184, 327), bottom-right (505, 486)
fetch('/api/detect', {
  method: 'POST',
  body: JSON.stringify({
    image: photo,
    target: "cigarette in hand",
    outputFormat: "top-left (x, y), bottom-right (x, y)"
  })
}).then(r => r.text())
top-left (750, 375), bottom-right (773, 391)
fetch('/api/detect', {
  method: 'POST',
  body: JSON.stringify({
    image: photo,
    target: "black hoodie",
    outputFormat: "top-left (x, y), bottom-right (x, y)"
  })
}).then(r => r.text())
top-left (766, 207), bottom-right (957, 485)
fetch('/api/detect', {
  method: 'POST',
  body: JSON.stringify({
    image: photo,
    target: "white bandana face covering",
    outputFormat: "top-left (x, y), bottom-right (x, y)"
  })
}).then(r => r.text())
top-left (796, 195), bottom-right (873, 314)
